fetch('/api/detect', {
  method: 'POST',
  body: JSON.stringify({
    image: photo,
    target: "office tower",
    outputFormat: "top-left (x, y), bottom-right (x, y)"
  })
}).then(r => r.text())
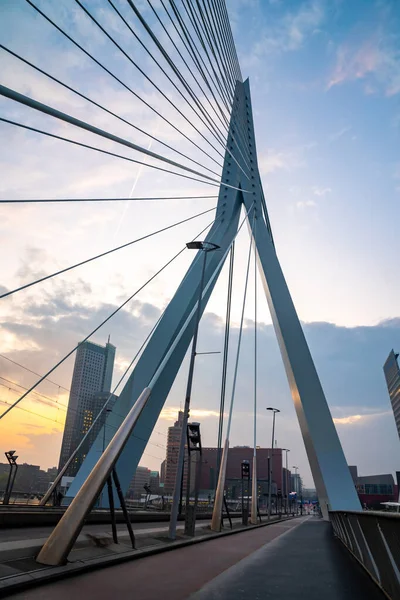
top-left (160, 459), bottom-right (166, 485)
top-left (383, 350), bottom-right (400, 439)
top-left (164, 411), bottom-right (188, 494)
top-left (127, 466), bottom-right (151, 499)
top-left (58, 339), bottom-right (116, 476)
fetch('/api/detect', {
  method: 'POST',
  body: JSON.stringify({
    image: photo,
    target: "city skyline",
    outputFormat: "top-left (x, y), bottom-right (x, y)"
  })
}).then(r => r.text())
top-left (0, 0), bottom-right (399, 489)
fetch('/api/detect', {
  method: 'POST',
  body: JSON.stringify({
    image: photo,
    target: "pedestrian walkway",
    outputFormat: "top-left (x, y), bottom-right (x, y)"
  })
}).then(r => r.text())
top-left (191, 517), bottom-right (385, 600)
top-left (3, 518), bottom-right (384, 599)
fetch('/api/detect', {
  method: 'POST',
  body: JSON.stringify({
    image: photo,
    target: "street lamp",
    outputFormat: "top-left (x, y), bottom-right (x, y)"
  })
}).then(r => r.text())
top-left (3, 450), bottom-right (18, 505)
top-left (169, 240), bottom-right (220, 539)
top-left (266, 407), bottom-right (280, 520)
top-left (281, 448), bottom-right (290, 515)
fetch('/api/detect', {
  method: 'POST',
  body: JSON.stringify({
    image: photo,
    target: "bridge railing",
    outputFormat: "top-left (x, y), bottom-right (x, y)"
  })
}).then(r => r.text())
top-left (330, 510), bottom-right (400, 599)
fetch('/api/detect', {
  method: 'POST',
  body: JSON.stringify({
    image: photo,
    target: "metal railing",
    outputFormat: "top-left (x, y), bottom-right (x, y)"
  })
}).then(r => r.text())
top-left (330, 510), bottom-right (400, 599)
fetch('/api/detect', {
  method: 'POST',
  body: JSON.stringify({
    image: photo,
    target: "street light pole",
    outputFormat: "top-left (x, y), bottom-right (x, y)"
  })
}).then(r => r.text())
top-left (169, 241), bottom-right (219, 540)
top-left (3, 451), bottom-right (18, 505)
top-left (282, 448), bottom-right (290, 515)
top-left (266, 407), bottom-right (280, 520)
top-left (293, 466), bottom-right (299, 514)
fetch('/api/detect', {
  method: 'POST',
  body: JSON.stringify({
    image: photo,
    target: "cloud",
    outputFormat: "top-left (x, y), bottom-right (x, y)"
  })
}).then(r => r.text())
top-left (258, 143), bottom-right (315, 175)
top-left (333, 414), bottom-right (363, 425)
top-left (327, 34), bottom-right (400, 96)
top-left (333, 409), bottom-right (391, 426)
top-left (312, 186), bottom-right (332, 196)
top-left (160, 407), bottom-right (222, 421)
top-left (258, 150), bottom-right (291, 174)
top-left (328, 126), bottom-right (351, 143)
top-left (296, 200), bottom-right (316, 209)
top-left (251, 0), bottom-right (326, 58)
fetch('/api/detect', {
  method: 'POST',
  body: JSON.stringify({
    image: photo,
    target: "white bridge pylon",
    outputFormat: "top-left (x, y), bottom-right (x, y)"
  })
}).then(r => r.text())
top-left (67, 79), bottom-right (361, 519)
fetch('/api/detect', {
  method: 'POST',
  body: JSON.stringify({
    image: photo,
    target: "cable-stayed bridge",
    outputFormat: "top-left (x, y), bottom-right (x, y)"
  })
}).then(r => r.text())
top-left (0, 1), bottom-right (396, 598)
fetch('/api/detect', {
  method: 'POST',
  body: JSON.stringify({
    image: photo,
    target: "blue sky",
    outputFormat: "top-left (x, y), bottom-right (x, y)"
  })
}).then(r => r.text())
top-left (0, 0), bottom-right (399, 487)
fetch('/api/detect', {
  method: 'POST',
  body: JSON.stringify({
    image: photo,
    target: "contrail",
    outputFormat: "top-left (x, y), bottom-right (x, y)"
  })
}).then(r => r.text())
top-left (113, 135), bottom-right (155, 239)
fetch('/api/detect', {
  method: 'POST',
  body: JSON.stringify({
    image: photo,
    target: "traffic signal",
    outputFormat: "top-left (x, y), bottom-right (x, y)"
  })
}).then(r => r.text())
top-left (187, 422), bottom-right (202, 452)
top-left (241, 460), bottom-right (250, 478)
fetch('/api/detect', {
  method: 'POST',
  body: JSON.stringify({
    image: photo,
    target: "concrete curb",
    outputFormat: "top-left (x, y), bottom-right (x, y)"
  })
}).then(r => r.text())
top-left (0, 516), bottom-right (301, 596)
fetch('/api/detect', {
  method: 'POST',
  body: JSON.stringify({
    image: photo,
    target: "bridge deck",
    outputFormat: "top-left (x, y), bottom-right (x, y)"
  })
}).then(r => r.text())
top-left (3, 517), bottom-right (384, 600)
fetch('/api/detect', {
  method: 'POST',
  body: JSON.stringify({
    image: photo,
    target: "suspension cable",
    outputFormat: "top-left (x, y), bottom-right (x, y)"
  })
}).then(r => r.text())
top-left (160, 0), bottom-right (249, 172)
top-left (0, 117), bottom-right (223, 188)
top-left (159, 0), bottom-right (230, 116)
top-left (0, 213), bottom-right (221, 421)
top-left (0, 207), bottom-right (216, 300)
top-left (176, 0), bottom-right (250, 166)
top-left (128, 0), bottom-right (250, 181)
top-left (0, 85), bottom-right (221, 183)
top-left (225, 212), bottom-right (255, 439)
top-left (130, 0), bottom-right (249, 178)
top-left (216, 240), bottom-right (234, 477)
top-left (145, 0), bottom-right (230, 137)
top-left (24, 0), bottom-right (223, 169)
top-left (182, 2), bottom-right (252, 172)
top-left (109, 0), bottom-right (229, 152)
top-left (167, 0), bottom-right (231, 111)
top-left (0, 196), bottom-right (217, 204)
top-left (188, 0), bottom-right (234, 100)
top-left (205, 0), bottom-right (237, 91)
top-left (216, 0), bottom-right (243, 81)
top-left (0, 45), bottom-right (220, 178)
top-left (182, 0), bottom-right (233, 104)
top-left (74, 0), bottom-right (225, 164)
top-left (0, 377), bottom-right (66, 407)
top-left (1, 117), bottom-right (251, 193)
top-left (0, 353), bottom-right (70, 392)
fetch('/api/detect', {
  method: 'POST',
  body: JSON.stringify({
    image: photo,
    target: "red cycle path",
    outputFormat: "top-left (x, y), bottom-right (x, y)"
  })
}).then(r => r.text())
top-left (7, 519), bottom-right (305, 600)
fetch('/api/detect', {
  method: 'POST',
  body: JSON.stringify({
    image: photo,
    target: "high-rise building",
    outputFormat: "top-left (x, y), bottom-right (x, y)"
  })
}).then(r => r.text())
top-left (291, 473), bottom-right (302, 496)
top-left (149, 471), bottom-right (160, 494)
top-left (127, 466), bottom-right (151, 498)
top-left (58, 339), bottom-right (116, 476)
top-left (164, 411), bottom-right (188, 494)
top-left (160, 459), bottom-right (166, 485)
top-left (383, 350), bottom-right (400, 439)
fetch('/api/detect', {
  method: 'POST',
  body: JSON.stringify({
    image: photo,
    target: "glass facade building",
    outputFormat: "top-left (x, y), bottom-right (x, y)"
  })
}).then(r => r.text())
top-left (58, 339), bottom-right (116, 476)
